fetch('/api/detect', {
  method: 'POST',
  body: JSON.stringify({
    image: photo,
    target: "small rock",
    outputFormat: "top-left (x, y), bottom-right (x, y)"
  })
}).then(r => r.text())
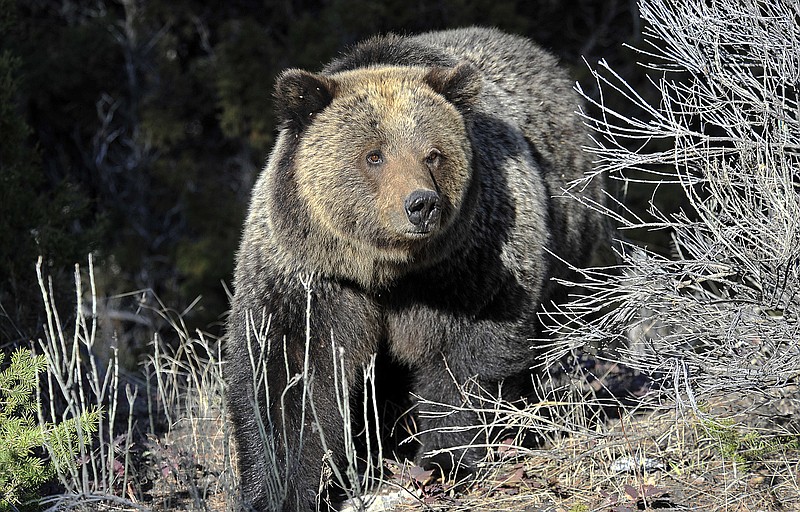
top-left (338, 488), bottom-right (421, 512)
top-left (610, 455), bottom-right (666, 474)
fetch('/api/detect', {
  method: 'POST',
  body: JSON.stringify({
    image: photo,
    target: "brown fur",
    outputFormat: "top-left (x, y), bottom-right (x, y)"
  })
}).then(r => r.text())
top-left (269, 65), bottom-right (477, 288)
top-left (225, 27), bottom-right (608, 512)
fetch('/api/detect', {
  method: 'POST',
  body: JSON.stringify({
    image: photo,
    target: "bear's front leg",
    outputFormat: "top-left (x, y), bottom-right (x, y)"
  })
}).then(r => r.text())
top-left (226, 277), bottom-right (380, 512)
top-left (411, 357), bottom-right (506, 478)
top-left (408, 318), bottom-right (537, 480)
top-left (228, 312), bottom-right (340, 511)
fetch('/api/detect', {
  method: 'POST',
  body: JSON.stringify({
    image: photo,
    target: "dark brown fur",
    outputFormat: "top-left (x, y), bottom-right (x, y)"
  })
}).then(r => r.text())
top-left (225, 27), bottom-right (606, 511)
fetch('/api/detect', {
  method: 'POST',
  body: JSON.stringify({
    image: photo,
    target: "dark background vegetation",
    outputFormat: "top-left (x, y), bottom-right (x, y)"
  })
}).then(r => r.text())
top-left (0, 0), bottom-right (648, 357)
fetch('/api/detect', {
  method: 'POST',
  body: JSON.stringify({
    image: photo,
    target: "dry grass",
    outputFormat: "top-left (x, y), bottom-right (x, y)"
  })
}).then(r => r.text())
top-left (24, 253), bottom-right (800, 511)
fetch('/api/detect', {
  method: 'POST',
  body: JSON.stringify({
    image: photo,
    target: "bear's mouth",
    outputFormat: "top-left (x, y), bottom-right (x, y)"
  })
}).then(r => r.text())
top-left (403, 228), bottom-right (437, 239)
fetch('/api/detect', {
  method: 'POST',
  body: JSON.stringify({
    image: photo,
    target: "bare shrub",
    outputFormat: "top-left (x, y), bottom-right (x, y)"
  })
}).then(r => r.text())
top-left (550, 0), bottom-right (800, 414)
top-left (36, 256), bottom-right (144, 510)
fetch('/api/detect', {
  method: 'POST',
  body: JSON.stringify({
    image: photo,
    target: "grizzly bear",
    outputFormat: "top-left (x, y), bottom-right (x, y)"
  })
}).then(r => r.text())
top-left (225, 27), bottom-right (606, 511)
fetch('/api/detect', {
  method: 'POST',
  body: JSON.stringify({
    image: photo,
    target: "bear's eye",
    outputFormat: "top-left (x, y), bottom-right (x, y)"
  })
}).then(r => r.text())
top-left (425, 149), bottom-right (442, 166)
top-left (366, 150), bottom-right (384, 166)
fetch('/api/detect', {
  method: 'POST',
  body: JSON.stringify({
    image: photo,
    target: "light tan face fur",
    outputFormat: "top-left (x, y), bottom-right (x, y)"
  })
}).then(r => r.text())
top-left (294, 67), bottom-right (473, 259)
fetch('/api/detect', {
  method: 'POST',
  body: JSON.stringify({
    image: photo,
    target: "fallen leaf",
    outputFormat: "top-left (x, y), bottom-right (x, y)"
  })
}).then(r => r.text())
top-left (639, 484), bottom-right (668, 499)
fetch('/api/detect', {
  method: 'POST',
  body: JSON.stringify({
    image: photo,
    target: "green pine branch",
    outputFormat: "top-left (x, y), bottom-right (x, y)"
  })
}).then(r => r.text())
top-left (0, 348), bottom-right (102, 510)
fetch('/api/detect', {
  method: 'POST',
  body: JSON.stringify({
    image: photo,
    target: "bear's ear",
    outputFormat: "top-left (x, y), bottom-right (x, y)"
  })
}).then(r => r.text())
top-left (274, 69), bottom-right (337, 131)
top-left (424, 61), bottom-right (482, 112)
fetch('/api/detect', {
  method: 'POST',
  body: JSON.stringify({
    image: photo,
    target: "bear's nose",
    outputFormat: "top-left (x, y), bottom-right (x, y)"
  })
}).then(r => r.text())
top-left (404, 189), bottom-right (441, 229)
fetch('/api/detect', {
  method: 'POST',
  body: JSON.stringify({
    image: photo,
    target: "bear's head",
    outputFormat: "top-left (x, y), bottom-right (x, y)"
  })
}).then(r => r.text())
top-left (272, 63), bottom-right (482, 278)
